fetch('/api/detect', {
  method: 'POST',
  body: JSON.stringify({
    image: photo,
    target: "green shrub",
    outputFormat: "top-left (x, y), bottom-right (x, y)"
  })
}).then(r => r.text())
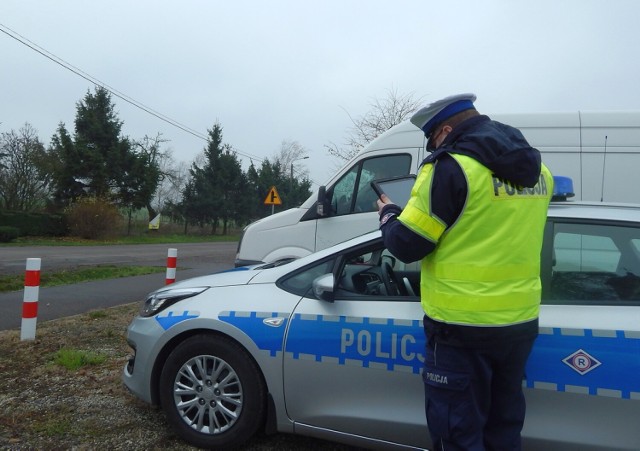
top-left (66, 197), bottom-right (123, 239)
top-left (0, 211), bottom-right (68, 237)
top-left (0, 226), bottom-right (19, 242)
top-left (38, 213), bottom-right (68, 236)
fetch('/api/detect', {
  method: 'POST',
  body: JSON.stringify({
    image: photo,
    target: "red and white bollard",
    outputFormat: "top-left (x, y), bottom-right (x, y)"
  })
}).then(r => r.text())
top-left (20, 258), bottom-right (41, 341)
top-left (166, 248), bottom-right (177, 285)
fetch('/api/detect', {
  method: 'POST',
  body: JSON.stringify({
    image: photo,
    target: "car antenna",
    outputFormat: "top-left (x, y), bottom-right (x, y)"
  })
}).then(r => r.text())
top-left (600, 135), bottom-right (608, 202)
top-left (578, 111), bottom-right (583, 201)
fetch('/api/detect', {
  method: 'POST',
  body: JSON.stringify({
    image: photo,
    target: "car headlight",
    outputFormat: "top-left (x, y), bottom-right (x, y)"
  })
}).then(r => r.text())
top-left (140, 287), bottom-right (209, 317)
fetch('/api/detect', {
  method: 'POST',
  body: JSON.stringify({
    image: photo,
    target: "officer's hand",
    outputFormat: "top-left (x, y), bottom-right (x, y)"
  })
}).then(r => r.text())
top-left (376, 194), bottom-right (394, 213)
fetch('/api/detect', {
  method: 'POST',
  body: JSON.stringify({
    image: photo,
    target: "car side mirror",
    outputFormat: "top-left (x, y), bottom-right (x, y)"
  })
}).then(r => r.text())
top-left (312, 273), bottom-right (335, 302)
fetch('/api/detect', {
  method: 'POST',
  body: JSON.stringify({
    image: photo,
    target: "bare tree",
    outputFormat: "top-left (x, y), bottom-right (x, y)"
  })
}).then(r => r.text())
top-left (275, 140), bottom-right (309, 180)
top-left (153, 157), bottom-right (188, 214)
top-left (132, 133), bottom-right (172, 219)
top-left (0, 123), bottom-right (52, 211)
top-left (326, 88), bottom-right (423, 161)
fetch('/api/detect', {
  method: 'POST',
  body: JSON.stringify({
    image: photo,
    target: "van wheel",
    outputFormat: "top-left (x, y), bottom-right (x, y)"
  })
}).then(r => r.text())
top-left (159, 334), bottom-right (266, 449)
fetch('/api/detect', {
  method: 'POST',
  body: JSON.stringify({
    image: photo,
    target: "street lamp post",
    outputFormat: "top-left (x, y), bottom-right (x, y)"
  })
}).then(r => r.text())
top-left (290, 156), bottom-right (309, 206)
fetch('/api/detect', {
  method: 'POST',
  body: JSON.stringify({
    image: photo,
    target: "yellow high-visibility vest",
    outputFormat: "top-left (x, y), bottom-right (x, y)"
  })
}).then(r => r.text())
top-left (399, 154), bottom-right (553, 326)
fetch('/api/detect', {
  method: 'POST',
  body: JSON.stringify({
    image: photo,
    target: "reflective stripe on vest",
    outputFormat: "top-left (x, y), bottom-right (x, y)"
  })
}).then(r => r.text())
top-left (398, 164), bottom-right (446, 243)
top-left (401, 153), bottom-right (553, 326)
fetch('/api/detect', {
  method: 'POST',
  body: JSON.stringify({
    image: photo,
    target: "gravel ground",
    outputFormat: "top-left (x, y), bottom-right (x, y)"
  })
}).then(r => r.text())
top-left (0, 303), bottom-right (361, 450)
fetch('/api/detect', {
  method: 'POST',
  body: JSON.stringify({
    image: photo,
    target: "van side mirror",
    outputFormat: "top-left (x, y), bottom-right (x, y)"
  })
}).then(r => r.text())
top-left (316, 186), bottom-right (330, 217)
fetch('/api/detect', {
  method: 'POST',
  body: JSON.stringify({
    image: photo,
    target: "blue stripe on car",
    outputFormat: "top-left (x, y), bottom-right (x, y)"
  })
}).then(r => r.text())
top-left (526, 327), bottom-right (640, 399)
top-left (219, 311), bottom-right (288, 357)
top-left (286, 314), bottom-right (425, 374)
top-left (156, 311), bottom-right (200, 330)
top-left (218, 311), bottom-right (639, 399)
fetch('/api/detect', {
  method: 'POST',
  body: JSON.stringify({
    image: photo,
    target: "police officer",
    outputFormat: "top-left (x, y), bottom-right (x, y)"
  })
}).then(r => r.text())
top-left (377, 94), bottom-right (553, 450)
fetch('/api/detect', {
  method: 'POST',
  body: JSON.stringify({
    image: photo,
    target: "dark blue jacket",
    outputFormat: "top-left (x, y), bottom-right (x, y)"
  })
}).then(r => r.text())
top-left (379, 115), bottom-right (542, 263)
top-left (380, 114), bottom-right (544, 346)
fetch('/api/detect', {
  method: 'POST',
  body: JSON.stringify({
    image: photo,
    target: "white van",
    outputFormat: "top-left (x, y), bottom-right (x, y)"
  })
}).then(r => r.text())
top-left (235, 111), bottom-right (640, 266)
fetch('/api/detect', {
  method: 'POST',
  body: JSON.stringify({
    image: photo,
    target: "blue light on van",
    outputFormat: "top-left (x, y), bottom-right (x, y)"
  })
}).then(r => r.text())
top-left (552, 176), bottom-right (575, 201)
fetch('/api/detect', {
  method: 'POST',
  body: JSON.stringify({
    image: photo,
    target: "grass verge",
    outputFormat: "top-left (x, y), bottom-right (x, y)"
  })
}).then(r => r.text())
top-left (0, 265), bottom-right (165, 293)
top-left (0, 304), bottom-right (358, 450)
top-left (53, 348), bottom-right (107, 370)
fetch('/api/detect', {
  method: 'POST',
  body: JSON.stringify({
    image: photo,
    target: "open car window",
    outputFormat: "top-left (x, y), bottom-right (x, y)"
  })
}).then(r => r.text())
top-left (334, 242), bottom-right (420, 300)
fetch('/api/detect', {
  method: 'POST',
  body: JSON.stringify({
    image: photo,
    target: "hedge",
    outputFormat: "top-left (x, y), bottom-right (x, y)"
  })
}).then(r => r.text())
top-left (0, 211), bottom-right (68, 237)
top-left (0, 226), bottom-right (19, 242)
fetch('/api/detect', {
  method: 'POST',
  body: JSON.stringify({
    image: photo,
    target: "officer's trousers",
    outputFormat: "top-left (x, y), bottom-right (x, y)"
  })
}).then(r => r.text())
top-left (423, 329), bottom-right (535, 451)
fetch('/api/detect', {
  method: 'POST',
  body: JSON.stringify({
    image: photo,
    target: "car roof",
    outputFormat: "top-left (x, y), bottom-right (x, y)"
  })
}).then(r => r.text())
top-left (548, 201), bottom-right (640, 223)
top-left (318, 202), bottom-right (640, 260)
top-left (265, 201), bottom-right (640, 279)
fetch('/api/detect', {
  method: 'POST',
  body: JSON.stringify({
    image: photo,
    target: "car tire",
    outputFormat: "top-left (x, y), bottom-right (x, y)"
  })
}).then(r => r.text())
top-left (159, 334), bottom-right (266, 449)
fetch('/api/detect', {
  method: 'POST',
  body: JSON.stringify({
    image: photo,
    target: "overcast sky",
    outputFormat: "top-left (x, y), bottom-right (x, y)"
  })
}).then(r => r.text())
top-left (2, 0), bottom-right (639, 187)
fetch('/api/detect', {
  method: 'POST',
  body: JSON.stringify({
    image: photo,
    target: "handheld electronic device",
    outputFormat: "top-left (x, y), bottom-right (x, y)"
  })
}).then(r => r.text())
top-left (370, 174), bottom-right (416, 208)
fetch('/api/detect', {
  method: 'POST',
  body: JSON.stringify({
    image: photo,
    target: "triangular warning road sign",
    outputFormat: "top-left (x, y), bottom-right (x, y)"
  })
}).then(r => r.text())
top-left (264, 186), bottom-right (282, 205)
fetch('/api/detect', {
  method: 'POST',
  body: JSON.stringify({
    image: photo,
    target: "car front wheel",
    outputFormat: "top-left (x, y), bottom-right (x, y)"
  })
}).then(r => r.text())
top-left (159, 334), bottom-right (266, 449)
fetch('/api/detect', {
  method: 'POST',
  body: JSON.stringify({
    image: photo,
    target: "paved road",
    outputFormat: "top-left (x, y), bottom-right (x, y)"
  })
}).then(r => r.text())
top-left (0, 242), bottom-right (237, 275)
top-left (0, 242), bottom-right (237, 331)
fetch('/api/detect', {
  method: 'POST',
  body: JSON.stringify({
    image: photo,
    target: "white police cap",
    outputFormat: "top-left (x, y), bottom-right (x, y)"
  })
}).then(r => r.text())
top-left (410, 93), bottom-right (477, 136)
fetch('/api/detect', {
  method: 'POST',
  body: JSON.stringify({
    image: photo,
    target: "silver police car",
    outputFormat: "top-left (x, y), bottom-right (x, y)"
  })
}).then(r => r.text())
top-left (123, 200), bottom-right (640, 450)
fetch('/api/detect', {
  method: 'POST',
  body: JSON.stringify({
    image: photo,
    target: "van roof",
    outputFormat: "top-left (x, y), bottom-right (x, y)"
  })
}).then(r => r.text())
top-left (361, 120), bottom-right (424, 155)
top-left (360, 110), bottom-right (640, 158)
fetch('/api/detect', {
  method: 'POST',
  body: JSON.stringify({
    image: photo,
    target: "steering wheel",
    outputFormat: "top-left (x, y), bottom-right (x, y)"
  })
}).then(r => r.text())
top-left (381, 261), bottom-right (406, 296)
